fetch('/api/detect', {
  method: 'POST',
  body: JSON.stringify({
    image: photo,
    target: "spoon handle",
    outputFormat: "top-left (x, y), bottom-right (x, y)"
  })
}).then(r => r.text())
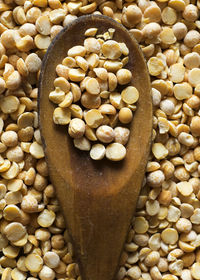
top-left (53, 165), bottom-right (147, 280)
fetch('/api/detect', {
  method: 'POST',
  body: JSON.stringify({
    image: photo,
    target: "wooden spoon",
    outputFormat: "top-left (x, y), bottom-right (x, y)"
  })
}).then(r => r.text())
top-left (38, 14), bottom-right (152, 280)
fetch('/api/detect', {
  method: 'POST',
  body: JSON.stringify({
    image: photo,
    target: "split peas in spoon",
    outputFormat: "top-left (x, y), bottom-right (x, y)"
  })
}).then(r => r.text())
top-left (49, 28), bottom-right (139, 161)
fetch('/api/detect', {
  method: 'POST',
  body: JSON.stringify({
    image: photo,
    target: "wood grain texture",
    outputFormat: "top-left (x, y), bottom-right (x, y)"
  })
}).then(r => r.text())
top-left (38, 15), bottom-right (152, 280)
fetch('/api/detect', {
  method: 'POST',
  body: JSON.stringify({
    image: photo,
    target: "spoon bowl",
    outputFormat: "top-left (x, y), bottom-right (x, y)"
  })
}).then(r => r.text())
top-left (39, 14), bottom-right (152, 280)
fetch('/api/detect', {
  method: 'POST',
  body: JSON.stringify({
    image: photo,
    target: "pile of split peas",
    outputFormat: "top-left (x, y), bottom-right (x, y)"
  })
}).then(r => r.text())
top-left (1, 0), bottom-right (200, 279)
top-left (49, 28), bottom-right (139, 161)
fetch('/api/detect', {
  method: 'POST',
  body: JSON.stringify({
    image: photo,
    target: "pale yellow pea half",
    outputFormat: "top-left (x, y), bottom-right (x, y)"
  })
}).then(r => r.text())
top-left (121, 86), bottom-right (139, 104)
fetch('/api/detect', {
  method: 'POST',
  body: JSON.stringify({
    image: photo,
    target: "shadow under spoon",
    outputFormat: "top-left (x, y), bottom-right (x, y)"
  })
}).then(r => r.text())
top-left (38, 14), bottom-right (152, 280)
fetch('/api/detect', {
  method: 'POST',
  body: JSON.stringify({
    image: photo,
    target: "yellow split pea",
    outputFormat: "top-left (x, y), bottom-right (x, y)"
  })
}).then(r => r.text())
top-left (121, 86), bottom-right (139, 104)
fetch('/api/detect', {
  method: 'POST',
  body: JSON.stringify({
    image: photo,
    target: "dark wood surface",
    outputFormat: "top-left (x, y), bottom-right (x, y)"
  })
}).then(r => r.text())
top-left (38, 15), bottom-right (152, 280)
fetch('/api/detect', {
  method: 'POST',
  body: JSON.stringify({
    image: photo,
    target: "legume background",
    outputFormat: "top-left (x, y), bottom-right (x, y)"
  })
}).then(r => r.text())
top-left (0, 0), bottom-right (200, 279)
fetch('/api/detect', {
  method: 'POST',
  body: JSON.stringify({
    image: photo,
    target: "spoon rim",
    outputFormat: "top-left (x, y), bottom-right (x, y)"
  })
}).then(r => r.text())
top-left (38, 14), bottom-right (153, 196)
